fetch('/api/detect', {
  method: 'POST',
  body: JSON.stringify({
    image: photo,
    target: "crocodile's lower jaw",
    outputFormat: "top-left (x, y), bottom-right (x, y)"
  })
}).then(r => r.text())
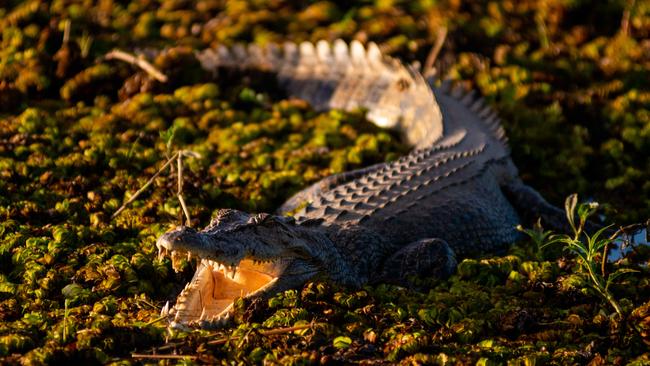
top-left (168, 259), bottom-right (278, 325)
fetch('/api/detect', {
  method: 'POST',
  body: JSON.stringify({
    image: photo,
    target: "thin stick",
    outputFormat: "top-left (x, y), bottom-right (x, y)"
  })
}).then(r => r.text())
top-left (602, 222), bottom-right (646, 276)
top-left (206, 324), bottom-right (312, 346)
top-left (111, 151), bottom-right (179, 219)
top-left (177, 152), bottom-right (191, 225)
top-left (145, 314), bottom-right (170, 326)
top-left (63, 20), bottom-right (71, 44)
top-left (138, 298), bottom-right (161, 310)
top-left (146, 323), bottom-right (314, 354)
top-left (620, 0), bottom-right (636, 36)
top-left (131, 354), bottom-right (197, 360)
top-left (105, 49), bottom-right (168, 82)
top-left (423, 27), bottom-right (448, 78)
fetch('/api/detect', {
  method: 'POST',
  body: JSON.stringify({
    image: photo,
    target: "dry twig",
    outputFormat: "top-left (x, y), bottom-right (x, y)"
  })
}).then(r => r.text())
top-left (177, 152), bottom-right (191, 225)
top-left (131, 354), bottom-right (198, 360)
top-left (602, 222), bottom-right (647, 276)
top-left (208, 324), bottom-right (313, 346)
top-left (111, 151), bottom-right (179, 219)
top-left (135, 323), bottom-right (315, 358)
top-left (423, 27), bottom-right (448, 78)
top-left (111, 150), bottom-right (200, 222)
top-left (62, 19), bottom-right (71, 44)
top-left (105, 49), bottom-right (168, 82)
top-left (620, 0), bottom-right (636, 36)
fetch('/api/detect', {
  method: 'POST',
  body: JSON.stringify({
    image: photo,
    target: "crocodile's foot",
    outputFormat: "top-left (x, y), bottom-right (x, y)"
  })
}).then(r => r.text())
top-left (377, 238), bottom-right (457, 290)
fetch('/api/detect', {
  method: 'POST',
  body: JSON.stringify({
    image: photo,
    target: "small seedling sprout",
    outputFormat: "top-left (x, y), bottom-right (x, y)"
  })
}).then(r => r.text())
top-left (520, 194), bottom-right (643, 318)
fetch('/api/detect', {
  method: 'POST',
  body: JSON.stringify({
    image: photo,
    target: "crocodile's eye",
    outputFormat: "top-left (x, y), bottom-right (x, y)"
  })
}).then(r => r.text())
top-left (396, 78), bottom-right (410, 91)
top-left (210, 209), bottom-right (251, 231)
top-left (248, 213), bottom-right (270, 225)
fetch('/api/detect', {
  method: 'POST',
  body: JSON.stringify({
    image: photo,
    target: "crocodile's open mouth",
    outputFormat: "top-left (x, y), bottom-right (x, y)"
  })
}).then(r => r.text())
top-left (158, 246), bottom-right (280, 325)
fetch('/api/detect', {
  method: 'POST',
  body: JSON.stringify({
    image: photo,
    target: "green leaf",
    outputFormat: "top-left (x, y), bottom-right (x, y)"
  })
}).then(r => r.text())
top-left (590, 238), bottom-right (609, 254)
top-left (577, 202), bottom-right (598, 225)
top-left (160, 125), bottom-right (177, 151)
top-left (61, 283), bottom-right (84, 299)
top-left (590, 224), bottom-right (614, 244)
top-left (606, 268), bottom-right (639, 290)
top-left (333, 336), bottom-right (352, 349)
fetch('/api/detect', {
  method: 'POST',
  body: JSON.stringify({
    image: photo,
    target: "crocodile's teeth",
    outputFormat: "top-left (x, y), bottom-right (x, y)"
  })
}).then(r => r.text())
top-left (187, 252), bottom-right (192, 261)
top-left (211, 312), bottom-right (231, 326)
top-left (157, 246), bottom-right (166, 261)
top-left (160, 301), bottom-right (170, 317)
top-left (171, 250), bottom-right (182, 271)
top-left (200, 307), bottom-right (207, 321)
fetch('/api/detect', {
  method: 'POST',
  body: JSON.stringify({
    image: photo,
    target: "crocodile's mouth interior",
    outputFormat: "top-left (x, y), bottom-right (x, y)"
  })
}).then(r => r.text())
top-left (161, 248), bottom-right (278, 324)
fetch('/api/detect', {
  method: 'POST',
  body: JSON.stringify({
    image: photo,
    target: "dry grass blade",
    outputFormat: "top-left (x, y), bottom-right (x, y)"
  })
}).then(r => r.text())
top-left (62, 19), bottom-right (71, 44)
top-left (105, 49), bottom-right (168, 82)
top-left (111, 151), bottom-right (179, 219)
top-left (139, 323), bottom-right (315, 356)
top-left (131, 354), bottom-right (198, 360)
top-left (206, 324), bottom-right (313, 346)
top-left (602, 222), bottom-right (647, 276)
top-left (177, 152), bottom-right (191, 225)
top-left (423, 27), bottom-right (448, 78)
top-left (620, 0), bottom-right (636, 36)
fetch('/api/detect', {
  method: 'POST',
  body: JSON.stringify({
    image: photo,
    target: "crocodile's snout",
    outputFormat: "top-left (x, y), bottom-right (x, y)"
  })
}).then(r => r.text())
top-left (156, 226), bottom-right (200, 252)
top-left (156, 225), bottom-right (247, 270)
top-left (155, 226), bottom-right (213, 270)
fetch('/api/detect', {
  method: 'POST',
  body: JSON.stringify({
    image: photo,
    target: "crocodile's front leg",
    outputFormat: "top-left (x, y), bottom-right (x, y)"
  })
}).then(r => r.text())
top-left (501, 181), bottom-right (566, 231)
top-left (377, 238), bottom-right (457, 288)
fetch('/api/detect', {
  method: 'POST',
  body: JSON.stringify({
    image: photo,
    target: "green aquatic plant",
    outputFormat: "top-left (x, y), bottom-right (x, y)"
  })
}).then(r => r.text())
top-left (516, 219), bottom-right (562, 261)
top-left (559, 195), bottom-right (640, 318)
top-left (520, 194), bottom-right (639, 318)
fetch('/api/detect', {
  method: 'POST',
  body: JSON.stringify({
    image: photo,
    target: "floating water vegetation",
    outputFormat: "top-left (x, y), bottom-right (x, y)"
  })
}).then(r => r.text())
top-left (0, 0), bottom-right (649, 364)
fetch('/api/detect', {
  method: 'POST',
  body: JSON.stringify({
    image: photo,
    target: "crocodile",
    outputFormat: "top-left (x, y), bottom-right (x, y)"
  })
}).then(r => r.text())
top-left (155, 40), bottom-right (570, 328)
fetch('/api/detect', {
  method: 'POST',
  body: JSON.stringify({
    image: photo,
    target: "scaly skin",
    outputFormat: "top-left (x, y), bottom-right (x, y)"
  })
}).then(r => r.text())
top-left (156, 40), bottom-right (568, 328)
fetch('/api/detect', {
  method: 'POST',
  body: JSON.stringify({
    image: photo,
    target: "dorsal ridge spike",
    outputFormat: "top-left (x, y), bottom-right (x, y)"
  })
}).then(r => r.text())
top-left (198, 39), bottom-right (445, 148)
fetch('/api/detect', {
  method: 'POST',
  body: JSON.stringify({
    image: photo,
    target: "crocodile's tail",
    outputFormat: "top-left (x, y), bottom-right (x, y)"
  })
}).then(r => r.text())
top-left (430, 78), bottom-right (509, 150)
top-left (195, 40), bottom-right (443, 149)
